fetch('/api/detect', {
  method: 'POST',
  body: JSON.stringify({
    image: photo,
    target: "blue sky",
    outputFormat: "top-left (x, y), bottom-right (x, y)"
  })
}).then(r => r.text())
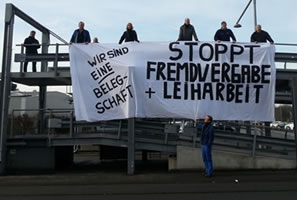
top-left (1, 0), bottom-right (297, 91)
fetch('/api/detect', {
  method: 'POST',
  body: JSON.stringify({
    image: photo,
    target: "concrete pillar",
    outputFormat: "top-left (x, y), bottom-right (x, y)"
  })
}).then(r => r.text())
top-left (127, 118), bottom-right (135, 175)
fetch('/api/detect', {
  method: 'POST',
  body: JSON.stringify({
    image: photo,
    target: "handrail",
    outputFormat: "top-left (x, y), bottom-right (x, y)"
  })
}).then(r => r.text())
top-left (49, 30), bottom-right (69, 45)
top-left (8, 108), bottom-right (295, 158)
top-left (15, 43), bottom-right (297, 47)
top-left (11, 108), bottom-right (74, 112)
top-left (16, 44), bottom-right (69, 47)
top-left (274, 43), bottom-right (297, 47)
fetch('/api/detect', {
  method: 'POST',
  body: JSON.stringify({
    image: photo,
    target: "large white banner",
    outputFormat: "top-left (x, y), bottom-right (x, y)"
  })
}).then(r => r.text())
top-left (69, 41), bottom-right (276, 122)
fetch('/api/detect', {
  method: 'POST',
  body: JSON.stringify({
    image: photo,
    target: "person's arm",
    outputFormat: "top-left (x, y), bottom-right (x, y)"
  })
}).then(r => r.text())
top-left (192, 26), bottom-right (199, 41)
top-left (37, 40), bottom-right (40, 49)
top-left (266, 32), bottom-right (274, 44)
top-left (177, 27), bottom-right (183, 41)
top-left (250, 32), bottom-right (256, 42)
top-left (23, 38), bottom-right (29, 52)
top-left (196, 122), bottom-right (203, 129)
top-left (207, 126), bottom-right (214, 146)
top-left (230, 30), bottom-right (236, 42)
top-left (214, 30), bottom-right (219, 41)
top-left (86, 30), bottom-right (91, 43)
top-left (70, 30), bottom-right (76, 43)
top-left (134, 31), bottom-right (139, 42)
top-left (119, 32), bottom-right (126, 44)
top-left (34, 39), bottom-right (40, 50)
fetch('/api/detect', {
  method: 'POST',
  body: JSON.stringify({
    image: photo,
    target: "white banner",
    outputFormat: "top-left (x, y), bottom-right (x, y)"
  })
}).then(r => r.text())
top-left (69, 41), bottom-right (276, 121)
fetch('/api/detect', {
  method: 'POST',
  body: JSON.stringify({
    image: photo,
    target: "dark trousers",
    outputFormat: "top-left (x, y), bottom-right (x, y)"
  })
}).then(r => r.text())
top-left (202, 145), bottom-right (213, 175)
top-left (24, 61), bottom-right (36, 72)
top-left (24, 53), bottom-right (37, 72)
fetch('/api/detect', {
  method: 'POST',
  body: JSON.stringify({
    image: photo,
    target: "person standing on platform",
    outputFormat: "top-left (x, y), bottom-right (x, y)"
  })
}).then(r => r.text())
top-left (119, 23), bottom-right (139, 44)
top-left (214, 21), bottom-right (236, 43)
top-left (178, 18), bottom-right (199, 41)
top-left (70, 21), bottom-right (91, 44)
top-left (93, 37), bottom-right (99, 43)
top-left (23, 30), bottom-right (40, 72)
top-left (251, 25), bottom-right (274, 44)
top-left (198, 115), bottom-right (215, 177)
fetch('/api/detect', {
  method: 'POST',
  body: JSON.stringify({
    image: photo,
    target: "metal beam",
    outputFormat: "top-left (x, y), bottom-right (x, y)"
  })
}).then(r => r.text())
top-left (253, 0), bottom-right (257, 28)
top-left (13, 5), bottom-right (49, 33)
top-left (0, 4), bottom-right (14, 174)
top-left (8, 3), bottom-right (67, 44)
top-left (291, 78), bottom-right (297, 167)
top-left (38, 32), bottom-right (50, 134)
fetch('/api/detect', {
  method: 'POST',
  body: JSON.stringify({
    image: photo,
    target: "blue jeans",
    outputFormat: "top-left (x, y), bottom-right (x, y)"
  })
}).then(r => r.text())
top-left (202, 145), bottom-right (213, 175)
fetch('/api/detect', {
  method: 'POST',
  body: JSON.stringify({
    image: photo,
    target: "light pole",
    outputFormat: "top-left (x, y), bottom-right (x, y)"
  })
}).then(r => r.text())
top-left (234, 0), bottom-right (257, 29)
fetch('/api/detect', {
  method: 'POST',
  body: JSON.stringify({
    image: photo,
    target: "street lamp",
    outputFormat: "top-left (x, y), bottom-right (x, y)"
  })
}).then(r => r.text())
top-left (234, 0), bottom-right (257, 29)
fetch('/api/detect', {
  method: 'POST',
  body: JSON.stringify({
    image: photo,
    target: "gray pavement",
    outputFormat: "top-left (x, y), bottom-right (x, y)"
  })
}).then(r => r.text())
top-left (0, 166), bottom-right (297, 200)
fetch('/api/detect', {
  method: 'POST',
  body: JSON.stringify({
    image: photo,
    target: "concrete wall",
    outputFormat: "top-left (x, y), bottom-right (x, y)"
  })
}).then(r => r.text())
top-left (6, 146), bottom-right (55, 172)
top-left (168, 146), bottom-right (296, 170)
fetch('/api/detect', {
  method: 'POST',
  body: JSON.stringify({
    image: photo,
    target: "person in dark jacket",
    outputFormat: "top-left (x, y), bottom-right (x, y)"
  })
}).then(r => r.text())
top-left (251, 25), bottom-right (274, 44)
top-left (70, 21), bottom-right (91, 44)
top-left (198, 115), bottom-right (215, 177)
top-left (23, 31), bottom-right (40, 72)
top-left (93, 37), bottom-right (99, 43)
top-left (119, 23), bottom-right (139, 44)
top-left (214, 21), bottom-right (236, 42)
top-left (178, 18), bottom-right (199, 41)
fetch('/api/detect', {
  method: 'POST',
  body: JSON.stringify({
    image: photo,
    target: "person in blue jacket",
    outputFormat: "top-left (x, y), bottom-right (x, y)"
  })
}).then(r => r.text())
top-left (198, 115), bottom-right (215, 177)
top-left (214, 21), bottom-right (236, 43)
top-left (70, 21), bottom-right (91, 44)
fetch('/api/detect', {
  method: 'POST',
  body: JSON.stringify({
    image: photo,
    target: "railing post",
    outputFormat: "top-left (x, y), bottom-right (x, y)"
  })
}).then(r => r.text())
top-left (252, 122), bottom-right (257, 157)
top-left (70, 110), bottom-right (73, 137)
top-left (10, 110), bottom-right (14, 138)
top-left (127, 118), bottom-right (135, 175)
top-left (117, 120), bottom-right (122, 139)
top-left (291, 78), bottom-right (297, 166)
top-left (20, 44), bottom-right (24, 72)
top-left (54, 43), bottom-right (59, 75)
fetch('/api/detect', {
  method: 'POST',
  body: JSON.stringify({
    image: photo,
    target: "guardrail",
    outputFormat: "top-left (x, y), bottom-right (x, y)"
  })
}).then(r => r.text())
top-left (13, 42), bottom-right (297, 73)
top-left (8, 108), bottom-right (296, 159)
top-left (15, 43), bottom-right (70, 74)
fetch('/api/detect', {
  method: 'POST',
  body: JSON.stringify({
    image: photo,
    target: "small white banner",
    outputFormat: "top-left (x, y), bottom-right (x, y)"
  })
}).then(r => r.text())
top-left (69, 41), bottom-right (276, 121)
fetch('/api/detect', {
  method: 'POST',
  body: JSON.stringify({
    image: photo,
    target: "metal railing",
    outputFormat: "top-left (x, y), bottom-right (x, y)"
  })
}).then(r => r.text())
top-left (7, 108), bottom-right (296, 160)
top-left (10, 108), bottom-right (74, 137)
top-left (14, 42), bottom-right (297, 73)
top-left (15, 43), bottom-right (70, 74)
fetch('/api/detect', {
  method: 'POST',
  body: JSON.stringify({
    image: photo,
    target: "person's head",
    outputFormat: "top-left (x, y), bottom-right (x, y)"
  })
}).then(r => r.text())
top-left (78, 21), bottom-right (85, 30)
top-left (184, 18), bottom-right (190, 25)
top-left (30, 31), bottom-right (36, 37)
top-left (204, 115), bottom-right (213, 124)
top-left (256, 24), bottom-right (262, 32)
top-left (126, 23), bottom-right (133, 30)
top-left (93, 37), bottom-right (99, 43)
top-left (221, 21), bottom-right (227, 29)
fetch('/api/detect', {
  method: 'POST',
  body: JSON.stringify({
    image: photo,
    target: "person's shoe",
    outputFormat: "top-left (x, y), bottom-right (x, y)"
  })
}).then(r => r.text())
top-left (205, 173), bottom-right (213, 178)
top-left (201, 172), bottom-right (207, 176)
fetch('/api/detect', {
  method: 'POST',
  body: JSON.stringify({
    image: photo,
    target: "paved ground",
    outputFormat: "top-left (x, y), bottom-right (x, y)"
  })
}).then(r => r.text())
top-left (0, 159), bottom-right (297, 200)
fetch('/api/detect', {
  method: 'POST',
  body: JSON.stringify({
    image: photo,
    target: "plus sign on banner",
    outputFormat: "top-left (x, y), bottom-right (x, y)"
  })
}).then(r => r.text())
top-left (69, 41), bottom-right (276, 121)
